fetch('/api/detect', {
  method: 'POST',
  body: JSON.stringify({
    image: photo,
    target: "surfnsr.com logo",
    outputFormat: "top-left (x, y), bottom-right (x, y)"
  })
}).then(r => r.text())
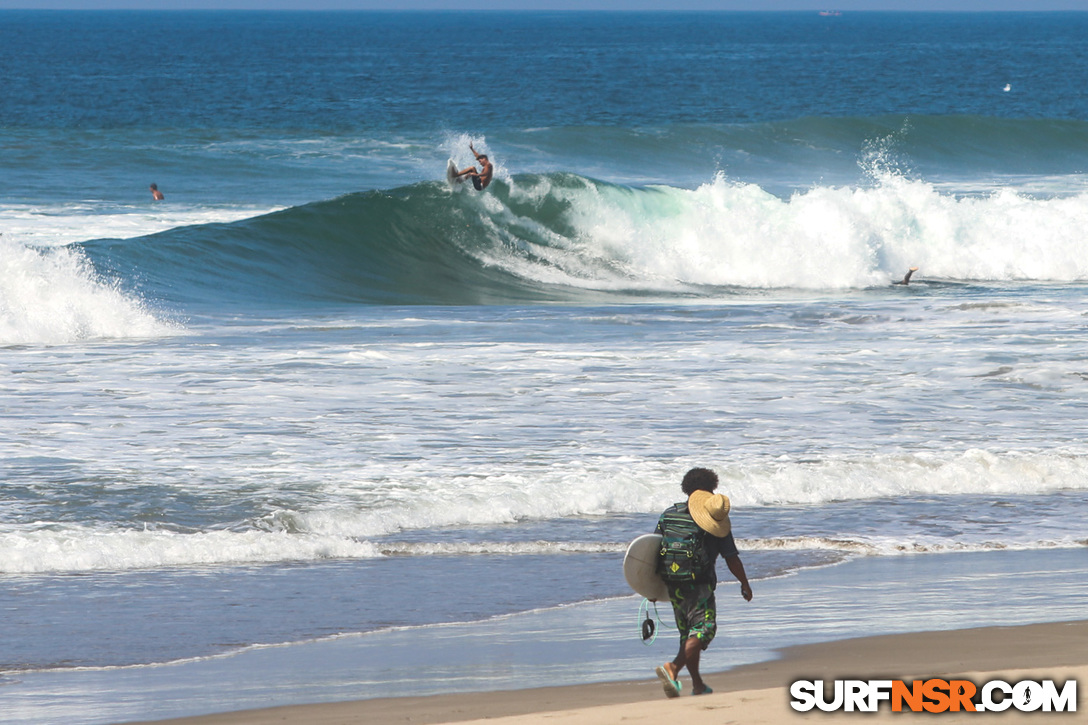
top-left (790, 678), bottom-right (1077, 713)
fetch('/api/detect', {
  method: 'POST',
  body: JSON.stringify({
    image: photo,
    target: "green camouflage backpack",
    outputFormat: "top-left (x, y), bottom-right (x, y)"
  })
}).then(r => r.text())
top-left (656, 503), bottom-right (711, 584)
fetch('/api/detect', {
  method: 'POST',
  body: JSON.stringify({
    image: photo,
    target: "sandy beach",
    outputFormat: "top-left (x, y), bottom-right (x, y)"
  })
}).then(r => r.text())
top-left (6, 547), bottom-right (1081, 725)
top-left (139, 620), bottom-right (1086, 725)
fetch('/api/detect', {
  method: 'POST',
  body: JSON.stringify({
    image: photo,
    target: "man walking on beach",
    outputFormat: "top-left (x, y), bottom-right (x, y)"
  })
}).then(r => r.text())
top-left (654, 467), bottom-right (752, 698)
top-left (453, 143), bottom-right (493, 190)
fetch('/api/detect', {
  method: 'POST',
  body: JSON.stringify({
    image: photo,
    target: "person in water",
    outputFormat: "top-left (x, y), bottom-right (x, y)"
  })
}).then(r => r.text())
top-left (654, 467), bottom-right (752, 698)
top-left (453, 143), bottom-right (493, 191)
top-left (894, 267), bottom-right (919, 285)
top-left (150, 183), bottom-right (164, 201)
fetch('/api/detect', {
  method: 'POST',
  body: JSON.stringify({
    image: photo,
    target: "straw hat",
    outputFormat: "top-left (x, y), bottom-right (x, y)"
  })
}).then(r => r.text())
top-left (688, 489), bottom-right (731, 537)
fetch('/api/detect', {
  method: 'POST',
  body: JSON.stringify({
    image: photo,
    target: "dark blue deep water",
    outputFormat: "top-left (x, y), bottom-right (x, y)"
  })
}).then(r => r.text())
top-left (4, 11), bottom-right (1087, 130)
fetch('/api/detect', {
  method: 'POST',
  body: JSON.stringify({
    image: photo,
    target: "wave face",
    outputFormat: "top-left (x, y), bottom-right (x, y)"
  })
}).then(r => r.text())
top-left (80, 168), bottom-right (1088, 309)
top-left (8, 115), bottom-right (1088, 342)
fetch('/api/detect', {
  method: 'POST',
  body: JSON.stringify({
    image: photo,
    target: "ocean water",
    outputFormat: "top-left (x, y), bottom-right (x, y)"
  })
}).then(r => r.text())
top-left (2, 9), bottom-right (1088, 721)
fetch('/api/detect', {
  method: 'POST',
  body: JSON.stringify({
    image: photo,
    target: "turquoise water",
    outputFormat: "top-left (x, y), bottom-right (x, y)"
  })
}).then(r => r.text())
top-left (1, 11), bottom-right (1087, 722)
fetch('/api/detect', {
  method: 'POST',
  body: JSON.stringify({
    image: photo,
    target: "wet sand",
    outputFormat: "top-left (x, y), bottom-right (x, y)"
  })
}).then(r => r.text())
top-left (139, 619), bottom-right (1087, 725)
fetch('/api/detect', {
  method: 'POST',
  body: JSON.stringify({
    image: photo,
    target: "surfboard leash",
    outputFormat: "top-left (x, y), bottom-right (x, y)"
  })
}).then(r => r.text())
top-left (637, 598), bottom-right (674, 646)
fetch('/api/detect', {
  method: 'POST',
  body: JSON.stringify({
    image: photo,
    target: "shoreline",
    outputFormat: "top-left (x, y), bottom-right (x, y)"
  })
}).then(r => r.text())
top-left (6, 547), bottom-right (1085, 725)
top-left (136, 620), bottom-right (1088, 724)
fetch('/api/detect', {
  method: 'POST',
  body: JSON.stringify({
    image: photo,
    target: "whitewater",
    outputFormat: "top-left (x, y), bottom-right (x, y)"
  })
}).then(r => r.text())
top-left (5, 125), bottom-right (1088, 652)
top-left (9, 161), bottom-right (1088, 334)
top-left (5, 122), bottom-right (1088, 659)
top-left (2, 10), bottom-right (1088, 723)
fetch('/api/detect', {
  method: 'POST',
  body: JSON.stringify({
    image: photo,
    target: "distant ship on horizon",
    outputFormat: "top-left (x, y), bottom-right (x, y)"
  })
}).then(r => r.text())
top-left (819, 10), bottom-right (843, 16)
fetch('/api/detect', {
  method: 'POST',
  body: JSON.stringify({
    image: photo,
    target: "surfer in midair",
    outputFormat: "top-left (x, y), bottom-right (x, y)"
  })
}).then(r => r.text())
top-left (453, 143), bottom-right (493, 191)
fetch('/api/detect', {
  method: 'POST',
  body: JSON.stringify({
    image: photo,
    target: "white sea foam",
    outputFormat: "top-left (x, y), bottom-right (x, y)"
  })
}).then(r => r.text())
top-left (743, 536), bottom-right (1087, 556)
top-left (484, 172), bottom-right (1088, 290)
top-left (0, 237), bottom-right (176, 344)
top-left (0, 527), bottom-right (382, 575)
top-left (0, 529), bottom-right (633, 574)
top-left (0, 200), bottom-right (282, 344)
top-left (0, 203), bottom-right (278, 247)
top-left (3, 451), bottom-right (1085, 574)
top-left (307, 452), bottom-right (1088, 539)
top-left (3, 524), bottom-right (1081, 576)
top-left (376, 540), bottom-right (624, 556)
top-left (721, 449), bottom-right (1088, 505)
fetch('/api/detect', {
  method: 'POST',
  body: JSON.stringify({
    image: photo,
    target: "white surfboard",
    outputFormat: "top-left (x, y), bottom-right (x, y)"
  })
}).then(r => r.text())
top-left (623, 533), bottom-right (669, 602)
top-left (446, 158), bottom-right (462, 186)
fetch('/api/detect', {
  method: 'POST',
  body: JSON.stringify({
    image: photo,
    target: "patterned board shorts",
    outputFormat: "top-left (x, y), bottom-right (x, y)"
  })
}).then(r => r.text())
top-left (668, 582), bottom-right (717, 649)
